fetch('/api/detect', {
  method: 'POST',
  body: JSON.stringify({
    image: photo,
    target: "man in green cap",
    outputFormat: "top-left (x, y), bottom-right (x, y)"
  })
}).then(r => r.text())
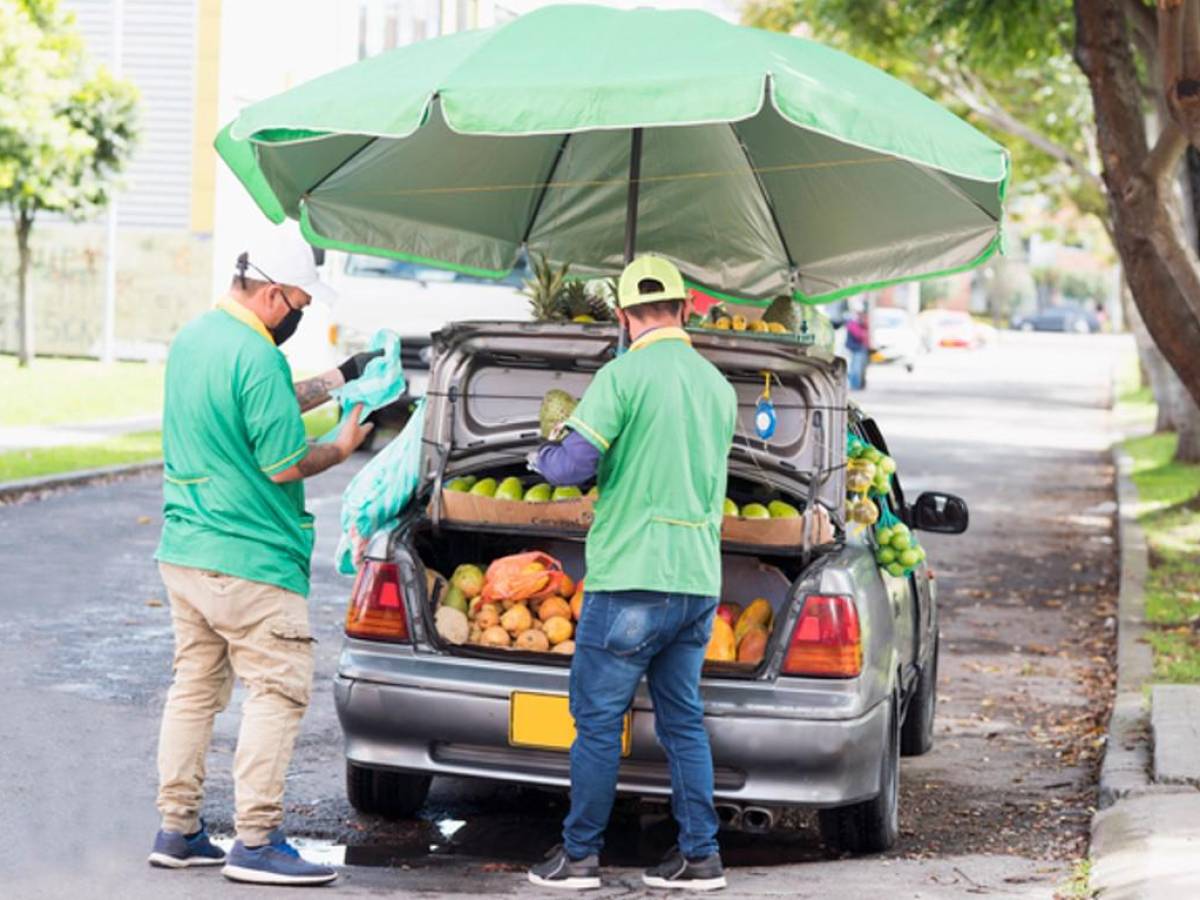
top-left (528, 255), bottom-right (737, 892)
top-left (148, 225), bottom-right (378, 886)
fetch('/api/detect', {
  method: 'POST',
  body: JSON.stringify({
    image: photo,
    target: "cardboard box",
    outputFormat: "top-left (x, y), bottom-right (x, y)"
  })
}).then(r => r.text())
top-left (434, 489), bottom-right (834, 550)
top-left (720, 505), bottom-right (835, 549)
top-left (434, 489), bottom-right (595, 529)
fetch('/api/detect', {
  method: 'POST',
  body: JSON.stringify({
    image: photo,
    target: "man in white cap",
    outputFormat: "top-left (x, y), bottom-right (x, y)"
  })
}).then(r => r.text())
top-left (147, 225), bottom-right (375, 886)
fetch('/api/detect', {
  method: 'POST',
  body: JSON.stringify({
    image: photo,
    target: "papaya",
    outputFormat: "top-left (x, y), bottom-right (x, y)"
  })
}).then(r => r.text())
top-left (516, 629), bottom-right (551, 652)
top-left (734, 599), bottom-right (773, 643)
top-left (544, 615), bottom-right (574, 646)
top-left (501, 603), bottom-right (533, 636)
top-left (570, 580), bottom-right (585, 621)
top-left (705, 617), bottom-right (736, 662)
top-left (737, 625), bottom-right (769, 664)
top-left (538, 596), bottom-right (572, 623)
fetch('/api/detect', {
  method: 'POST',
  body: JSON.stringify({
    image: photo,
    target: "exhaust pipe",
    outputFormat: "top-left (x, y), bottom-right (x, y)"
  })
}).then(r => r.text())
top-left (741, 806), bottom-right (777, 834)
top-left (715, 803), bottom-right (743, 829)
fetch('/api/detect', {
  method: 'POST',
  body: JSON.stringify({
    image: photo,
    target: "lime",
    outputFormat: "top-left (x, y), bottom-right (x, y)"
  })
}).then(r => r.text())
top-left (890, 533), bottom-right (911, 551)
top-left (876, 547), bottom-right (896, 566)
top-left (886, 562), bottom-right (905, 577)
top-left (899, 549), bottom-right (920, 568)
top-left (877, 527), bottom-right (894, 546)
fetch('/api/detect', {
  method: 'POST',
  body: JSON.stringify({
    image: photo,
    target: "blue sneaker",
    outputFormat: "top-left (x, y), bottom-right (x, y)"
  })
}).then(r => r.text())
top-left (222, 828), bottom-right (337, 886)
top-left (147, 821), bottom-right (226, 868)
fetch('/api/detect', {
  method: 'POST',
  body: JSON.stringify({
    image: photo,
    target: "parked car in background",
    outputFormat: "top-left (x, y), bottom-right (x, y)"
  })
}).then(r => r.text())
top-left (1010, 306), bottom-right (1097, 334)
top-left (322, 253), bottom-right (531, 441)
top-left (869, 307), bottom-right (922, 372)
top-left (917, 309), bottom-right (992, 350)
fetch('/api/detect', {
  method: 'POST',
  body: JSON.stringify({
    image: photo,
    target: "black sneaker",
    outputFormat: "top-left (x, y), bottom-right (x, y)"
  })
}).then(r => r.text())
top-left (642, 847), bottom-right (726, 891)
top-left (528, 844), bottom-right (601, 890)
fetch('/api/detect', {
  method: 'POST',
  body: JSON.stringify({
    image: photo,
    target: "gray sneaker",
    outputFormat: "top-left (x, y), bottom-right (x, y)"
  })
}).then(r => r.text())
top-left (528, 844), bottom-right (602, 890)
top-left (222, 828), bottom-right (337, 886)
top-left (642, 847), bottom-right (726, 891)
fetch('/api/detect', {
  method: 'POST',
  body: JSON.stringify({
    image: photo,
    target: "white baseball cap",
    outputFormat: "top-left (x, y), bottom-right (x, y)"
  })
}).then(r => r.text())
top-left (235, 221), bottom-right (337, 306)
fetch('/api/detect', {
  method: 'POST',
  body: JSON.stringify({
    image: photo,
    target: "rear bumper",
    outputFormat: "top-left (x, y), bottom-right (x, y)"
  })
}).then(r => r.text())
top-left (334, 671), bottom-right (888, 808)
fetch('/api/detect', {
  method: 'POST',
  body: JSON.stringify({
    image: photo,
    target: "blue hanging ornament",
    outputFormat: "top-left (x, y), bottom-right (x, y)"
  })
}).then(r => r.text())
top-left (755, 371), bottom-right (777, 440)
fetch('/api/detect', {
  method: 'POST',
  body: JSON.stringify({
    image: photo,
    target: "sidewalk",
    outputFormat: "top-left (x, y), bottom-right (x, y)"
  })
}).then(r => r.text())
top-left (1090, 447), bottom-right (1200, 898)
top-left (0, 414), bottom-right (162, 451)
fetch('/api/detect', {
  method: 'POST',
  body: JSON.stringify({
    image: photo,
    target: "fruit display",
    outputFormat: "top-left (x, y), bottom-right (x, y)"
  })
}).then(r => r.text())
top-left (436, 553), bottom-right (586, 656)
top-left (705, 597), bottom-right (775, 665)
top-left (723, 497), bottom-right (799, 519)
top-left (444, 472), bottom-right (592, 503)
top-left (845, 432), bottom-right (926, 577)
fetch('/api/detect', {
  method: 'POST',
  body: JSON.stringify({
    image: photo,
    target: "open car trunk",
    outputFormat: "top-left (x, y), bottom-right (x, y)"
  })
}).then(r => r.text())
top-left (408, 322), bottom-right (848, 676)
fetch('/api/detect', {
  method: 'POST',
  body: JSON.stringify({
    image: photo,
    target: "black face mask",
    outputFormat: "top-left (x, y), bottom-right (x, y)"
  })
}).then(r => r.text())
top-left (269, 293), bottom-right (304, 345)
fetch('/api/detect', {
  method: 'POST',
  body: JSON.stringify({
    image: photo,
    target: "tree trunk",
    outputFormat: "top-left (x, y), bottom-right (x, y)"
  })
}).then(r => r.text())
top-left (1163, 366), bottom-right (1200, 462)
top-left (1129, 300), bottom-right (1177, 428)
top-left (1075, 0), bottom-right (1200, 411)
top-left (15, 211), bottom-right (35, 368)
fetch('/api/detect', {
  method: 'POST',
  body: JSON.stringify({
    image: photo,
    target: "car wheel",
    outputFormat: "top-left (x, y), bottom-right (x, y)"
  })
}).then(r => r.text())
top-left (900, 634), bottom-right (938, 757)
top-left (818, 691), bottom-right (900, 855)
top-left (346, 762), bottom-right (431, 819)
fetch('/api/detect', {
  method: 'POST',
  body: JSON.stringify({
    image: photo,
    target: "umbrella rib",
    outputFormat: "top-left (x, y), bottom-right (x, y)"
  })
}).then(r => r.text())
top-left (303, 135), bottom-right (379, 199)
top-left (520, 132), bottom-right (573, 247)
top-left (729, 122), bottom-right (797, 284)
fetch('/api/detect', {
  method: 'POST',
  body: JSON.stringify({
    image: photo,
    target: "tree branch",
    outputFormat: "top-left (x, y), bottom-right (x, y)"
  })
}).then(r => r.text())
top-left (1158, 0), bottom-right (1200, 142)
top-left (1126, 0), bottom-right (1160, 62)
top-left (1144, 118), bottom-right (1189, 183)
top-left (926, 66), bottom-right (1104, 192)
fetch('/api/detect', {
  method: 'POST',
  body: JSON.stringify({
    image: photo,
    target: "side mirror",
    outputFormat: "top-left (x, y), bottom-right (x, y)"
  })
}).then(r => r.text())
top-left (909, 492), bottom-right (969, 534)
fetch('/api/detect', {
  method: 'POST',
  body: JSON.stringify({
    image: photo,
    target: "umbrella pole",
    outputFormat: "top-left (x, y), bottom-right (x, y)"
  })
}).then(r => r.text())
top-left (623, 128), bottom-right (643, 265)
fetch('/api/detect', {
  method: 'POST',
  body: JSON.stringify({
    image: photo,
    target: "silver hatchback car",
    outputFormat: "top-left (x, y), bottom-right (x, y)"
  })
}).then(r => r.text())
top-left (333, 322), bottom-right (967, 854)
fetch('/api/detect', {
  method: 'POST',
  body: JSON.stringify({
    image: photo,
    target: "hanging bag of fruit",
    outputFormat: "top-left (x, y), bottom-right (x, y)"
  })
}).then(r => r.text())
top-left (481, 551), bottom-right (567, 604)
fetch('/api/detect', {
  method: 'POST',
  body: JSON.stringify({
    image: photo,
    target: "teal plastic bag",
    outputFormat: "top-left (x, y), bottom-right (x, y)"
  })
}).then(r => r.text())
top-left (320, 329), bottom-right (406, 444)
top-left (335, 398), bottom-right (427, 575)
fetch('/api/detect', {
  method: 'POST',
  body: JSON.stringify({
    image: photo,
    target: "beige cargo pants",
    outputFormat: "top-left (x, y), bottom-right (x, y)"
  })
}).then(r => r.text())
top-left (155, 562), bottom-right (315, 846)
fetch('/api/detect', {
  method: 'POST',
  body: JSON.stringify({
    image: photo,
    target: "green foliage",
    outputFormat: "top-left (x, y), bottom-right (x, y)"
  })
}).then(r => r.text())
top-left (741, 0), bottom-right (1097, 220)
top-left (0, 429), bottom-right (161, 482)
top-left (1123, 431), bottom-right (1200, 684)
top-left (0, 354), bottom-right (164, 426)
top-left (0, 0), bottom-right (139, 222)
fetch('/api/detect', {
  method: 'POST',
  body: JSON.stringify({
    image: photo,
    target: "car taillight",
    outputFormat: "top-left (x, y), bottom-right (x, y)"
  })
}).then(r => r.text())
top-left (345, 561), bottom-right (410, 642)
top-left (781, 594), bottom-right (862, 678)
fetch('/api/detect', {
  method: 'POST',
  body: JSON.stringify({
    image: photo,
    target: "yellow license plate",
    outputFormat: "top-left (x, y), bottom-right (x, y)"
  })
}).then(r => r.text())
top-left (509, 692), bottom-right (632, 756)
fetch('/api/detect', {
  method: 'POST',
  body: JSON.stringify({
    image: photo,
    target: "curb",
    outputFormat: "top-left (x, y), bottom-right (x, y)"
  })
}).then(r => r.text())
top-left (1096, 447), bottom-right (1155, 808)
top-left (0, 459), bottom-right (163, 504)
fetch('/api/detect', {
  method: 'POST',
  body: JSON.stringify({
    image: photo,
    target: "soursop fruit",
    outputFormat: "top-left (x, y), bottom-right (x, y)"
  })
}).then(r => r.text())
top-left (761, 294), bottom-right (800, 334)
top-left (539, 389), bottom-right (577, 439)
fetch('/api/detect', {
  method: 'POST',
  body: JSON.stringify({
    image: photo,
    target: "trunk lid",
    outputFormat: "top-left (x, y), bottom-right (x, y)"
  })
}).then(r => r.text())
top-left (420, 322), bottom-right (847, 512)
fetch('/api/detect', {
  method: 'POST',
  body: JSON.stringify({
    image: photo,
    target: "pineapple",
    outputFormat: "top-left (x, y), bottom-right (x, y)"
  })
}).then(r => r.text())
top-left (523, 254), bottom-right (570, 322)
top-left (562, 279), bottom-right (615, 323)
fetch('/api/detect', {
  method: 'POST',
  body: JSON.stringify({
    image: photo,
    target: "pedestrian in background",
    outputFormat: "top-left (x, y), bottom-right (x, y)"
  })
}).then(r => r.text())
top-left (148, 225), bottom-right (378, 886)
top-left (527, 255), bottom-right (737, 892)
top-left (846, 306), bottom-right (871, 391)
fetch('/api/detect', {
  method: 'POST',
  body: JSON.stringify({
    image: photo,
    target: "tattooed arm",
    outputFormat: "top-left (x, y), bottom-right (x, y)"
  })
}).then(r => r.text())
top-left (294, 369), bottom-right (344, 413)
top-left (270, 404), bottom-right (374, 483)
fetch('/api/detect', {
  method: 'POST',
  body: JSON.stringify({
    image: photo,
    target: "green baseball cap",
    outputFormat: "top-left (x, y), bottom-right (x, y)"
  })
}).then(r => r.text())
top-left (617, 255), bottom-right (687, 309)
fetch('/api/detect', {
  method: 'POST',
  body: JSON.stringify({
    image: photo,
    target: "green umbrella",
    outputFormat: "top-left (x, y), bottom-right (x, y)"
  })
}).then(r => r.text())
top-left (216, 4), bottom-right (1008, 307)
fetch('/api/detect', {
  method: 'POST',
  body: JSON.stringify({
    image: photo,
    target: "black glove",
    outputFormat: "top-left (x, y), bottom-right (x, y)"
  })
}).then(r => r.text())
top-left (338, 349), bottom-right (384, 383)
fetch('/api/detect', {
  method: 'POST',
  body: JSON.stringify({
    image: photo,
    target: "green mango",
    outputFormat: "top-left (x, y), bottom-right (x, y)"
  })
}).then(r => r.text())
top-left (445, 477), bottom-right (471, 493)
top-left (723, 497), bottom-right (738, 516)
top-left (496, 476), bottom-right (524, 501)
top-left (523, 482), bottom-right (553, 502)
top-left (768, 500), bottom-right (800, 519)
top-left (469, 477), bottom-right (497, 498)
top-left (552, 485), bottom-right (583, 501)
top-left (741, 503), bottom-right (770, 519)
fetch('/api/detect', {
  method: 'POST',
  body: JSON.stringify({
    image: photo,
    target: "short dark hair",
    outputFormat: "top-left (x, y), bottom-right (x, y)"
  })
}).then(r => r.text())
top-left (231, 275), bottom-right (271, 293)
top-left (626, 298), bottom-right (685, 321)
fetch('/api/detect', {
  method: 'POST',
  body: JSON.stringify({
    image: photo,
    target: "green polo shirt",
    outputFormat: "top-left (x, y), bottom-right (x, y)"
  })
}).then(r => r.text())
top-left (155, 299), bottom-right (314, 596)
top-left (567, 327), bottom-right (737, 597)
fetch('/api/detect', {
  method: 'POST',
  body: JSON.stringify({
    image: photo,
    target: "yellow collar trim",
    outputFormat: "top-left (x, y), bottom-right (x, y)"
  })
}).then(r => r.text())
top-left (215, 296), bottom-right (275, 345)
top-left (629, 327), bottom-right (692, 352)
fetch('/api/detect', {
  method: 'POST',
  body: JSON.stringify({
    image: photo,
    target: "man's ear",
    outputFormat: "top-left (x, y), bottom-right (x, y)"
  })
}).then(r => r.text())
top-left (615, 308), bottom-right (628, 330)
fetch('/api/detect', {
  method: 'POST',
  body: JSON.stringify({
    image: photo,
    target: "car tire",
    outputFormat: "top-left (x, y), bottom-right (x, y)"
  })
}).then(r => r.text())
top-left (900, 634), bottom-right (938, 757)
top-left (817, 692), bottom-right (900, 855)
top-left (346, 762), bottom-right (431, 819)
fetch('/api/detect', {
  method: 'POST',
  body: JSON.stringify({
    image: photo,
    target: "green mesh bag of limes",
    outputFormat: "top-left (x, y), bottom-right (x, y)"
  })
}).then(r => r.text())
top-left (845, 431), bottom-right (925, 576)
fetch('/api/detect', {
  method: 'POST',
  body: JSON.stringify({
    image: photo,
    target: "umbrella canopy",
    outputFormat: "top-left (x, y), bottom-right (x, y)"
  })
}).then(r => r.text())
top-left (216, 4), bottom-right (1008, 306)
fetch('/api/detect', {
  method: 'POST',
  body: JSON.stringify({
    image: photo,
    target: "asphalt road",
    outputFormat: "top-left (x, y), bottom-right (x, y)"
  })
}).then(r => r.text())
top-left (0, 331), bottom-right (1128, 899)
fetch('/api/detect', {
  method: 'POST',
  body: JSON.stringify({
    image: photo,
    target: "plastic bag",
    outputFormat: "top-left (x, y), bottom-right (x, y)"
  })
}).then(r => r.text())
top-left (320, 329), bottom-right (406, 445)
top-left (335, 398), bottom-right (426, 575)
top-left (480, 552), bottom-right (566, 604)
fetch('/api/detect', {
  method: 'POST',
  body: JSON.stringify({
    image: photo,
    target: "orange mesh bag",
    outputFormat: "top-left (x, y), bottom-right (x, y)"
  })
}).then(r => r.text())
top-left (481, 552), bottom-right (566, 605)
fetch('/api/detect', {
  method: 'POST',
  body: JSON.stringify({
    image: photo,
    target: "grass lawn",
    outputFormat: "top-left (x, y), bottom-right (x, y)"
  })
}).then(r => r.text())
top-left (0, 355), bottom-right (166, 427)
top-left (0, 430), bottom-right (163, 482)
top-left (1123, 431), bottom-right (1200, 683)
top-left (0, 405), bottom-right (341, 485)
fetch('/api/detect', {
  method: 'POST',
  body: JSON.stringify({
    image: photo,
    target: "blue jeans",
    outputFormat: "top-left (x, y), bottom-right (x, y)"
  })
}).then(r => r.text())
top-left (563, 590), bottom-right (720, 861)
top-left (848, 346), bottom-right (868, 390)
